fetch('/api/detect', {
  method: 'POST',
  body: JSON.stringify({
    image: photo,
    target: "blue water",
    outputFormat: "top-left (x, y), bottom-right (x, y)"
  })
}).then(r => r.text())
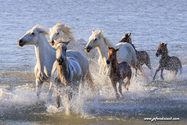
top-left (0, 0), bottom-right (187, 124)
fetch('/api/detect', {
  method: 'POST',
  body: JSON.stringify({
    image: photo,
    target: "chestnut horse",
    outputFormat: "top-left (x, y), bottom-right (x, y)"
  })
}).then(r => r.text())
top-left (153, 43), bottom-right (182, 81)
top-left (119, 33), bottom-right (152, 69)
top-left (106, 46), bottom-right (132, 99)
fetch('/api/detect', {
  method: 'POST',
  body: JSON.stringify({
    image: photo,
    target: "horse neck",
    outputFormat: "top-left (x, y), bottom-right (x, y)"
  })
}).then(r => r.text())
top-left (97, 37), bottom-right (108, 59)
top-left (35, 34), bottom-right (56, 70)
top-left (128, 37), bottom-right (132, 44)
top-left (57, 59), bottom-right (68, 85)
top-left (161, 50), bottom-right (169, 59)
top-left (110, 57), bottom-right (118, 76)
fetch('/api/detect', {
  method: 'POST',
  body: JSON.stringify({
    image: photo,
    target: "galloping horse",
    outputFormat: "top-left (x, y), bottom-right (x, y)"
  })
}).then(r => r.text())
top-left (51, 42), bottom-right (84, 108)
top-left (18, 25), bottom-right (94, 99)
top-left (107, 46), bottom-right (132, 99)
top-left (153, 43), bottom-right (182, 81)
top-left (119, 33), bottom-right (152, 70)
top-left (85, 30), bottom-right (147, 78)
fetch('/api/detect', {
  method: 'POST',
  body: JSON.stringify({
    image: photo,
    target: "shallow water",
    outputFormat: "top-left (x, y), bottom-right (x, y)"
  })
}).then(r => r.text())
top-left (0, 0), bottom-right (187, 124)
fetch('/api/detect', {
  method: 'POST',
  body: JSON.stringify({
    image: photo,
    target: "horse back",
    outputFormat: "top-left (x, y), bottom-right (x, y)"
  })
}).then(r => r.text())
top-left (66, 50), bottom-right (89, 75)
top-left (137, 51), bottom-right (150, 64)
top-left (163, 56), bottom-right (182, 71)
top-left (115, 42), bottom-right (137, 64)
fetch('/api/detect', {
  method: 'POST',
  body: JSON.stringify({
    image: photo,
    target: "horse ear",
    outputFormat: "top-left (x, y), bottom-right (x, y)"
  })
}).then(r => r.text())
top-left (99, 30), bottom-right (103, 34)
top-left (57, 29), bottom-right (60, 33)
top-left (165, 43), bottom-right (167, 47)
top-left (128, 33), bottom-right (131, 36)
top-left (49, 28), bottom-right (52, 34)
top-left (115, 47), bottom-right (120, 51)
top-left (92, 30), bottom-right (95, 33)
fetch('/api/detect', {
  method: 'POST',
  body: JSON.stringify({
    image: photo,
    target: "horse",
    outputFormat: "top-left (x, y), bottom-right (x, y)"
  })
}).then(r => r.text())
top-left (106, 46), bottom-right (132, 99)
top-left (119, 33), bottom-right (152, 70)
top-left (49, 22), bottom-right (98, 61)
top-left (85, 30), bottom-right (147, 78)
top-left (153, 43), bottom-right (182, 81)
top-left (51, 42), bottom-right (84, 108)
top-left (17, 25), bottom-right (94, 99)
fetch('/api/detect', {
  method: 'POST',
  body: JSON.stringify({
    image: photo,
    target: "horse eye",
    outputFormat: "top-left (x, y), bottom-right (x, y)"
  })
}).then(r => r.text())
top-left (56, 32), bottom-right (59, 35)
top-left (94, 38), bottom-right (97, 41)
top-left (31, 32), bottom-right (35, 35)
top-left (51, 40), bottom-right (54, 45)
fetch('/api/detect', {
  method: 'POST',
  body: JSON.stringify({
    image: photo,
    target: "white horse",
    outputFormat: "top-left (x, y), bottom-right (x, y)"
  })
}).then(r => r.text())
top-left (49, 22), bottom-right (98, 61)
top-left (85, 30), bottom-right (139, 77)
top-left (51, 42), bottom-right (85, 108)
top-left (18, 25), bottom-right (94, 98)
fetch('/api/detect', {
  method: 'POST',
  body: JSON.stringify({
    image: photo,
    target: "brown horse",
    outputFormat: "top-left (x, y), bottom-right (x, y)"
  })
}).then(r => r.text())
top-left (106, 46), bottom-right (132, 99)
top-left (153, 43), bottom-right (182, 81)
top-left (119, 33), bottom-right (152, 70)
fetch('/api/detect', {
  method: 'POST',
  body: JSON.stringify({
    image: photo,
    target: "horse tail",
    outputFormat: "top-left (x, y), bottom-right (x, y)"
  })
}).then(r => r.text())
top-left (129, 45), bottom-right (137, 69)
top-left (86, 69), bottom-right (95, 92)
top-left (146, 52), bottom-right (152, 69)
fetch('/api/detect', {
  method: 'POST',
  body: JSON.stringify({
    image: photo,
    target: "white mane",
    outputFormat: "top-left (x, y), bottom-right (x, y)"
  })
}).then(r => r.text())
top-left (94, 30), bottom-right (114, 47)
top-left (27, 24), bottom-right (49, 36)
top-left (49, 22), bottom-right (75, 41)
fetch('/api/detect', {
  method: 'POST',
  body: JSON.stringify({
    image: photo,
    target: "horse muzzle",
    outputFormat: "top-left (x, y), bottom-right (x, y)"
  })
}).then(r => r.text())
top-left (106, 60), bottom-right (110, 64)
top-left (156, 52), bottom-right (160, 57)
top-left (57, 58), bottom-right (64, 65)
top-left (85, 46), bottom-right (92, 53)
top-left (18, 39), bottom-right (25, 47)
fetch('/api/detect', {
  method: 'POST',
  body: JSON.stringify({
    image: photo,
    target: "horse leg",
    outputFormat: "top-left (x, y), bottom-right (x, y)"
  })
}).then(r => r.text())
top-left (130, 64), bottom-right (137, 78)
top-left (111, 81), bottom-right (119, 99)
top-left (125, 76), bottom-right (131, 91)
top-left (55, 90), bottom-right (61, 108)
top-left (68, 90), bottom-right (73, 101)
top-left (153, 67), bottom-right (161, 81)
top-left (48, 82), bottom-right (53, 97)
top-left (160, 68), bottom-right (164, 80)
top-left (118, 81), bottom-right (123, 98)
top-left (36, 79), bottom-right (43, 99)
top-left (146, 52), bottom-right (152, 69)
top-left (137, 62), bottom-right (148, 79)
top-left (86, 70), bottom-right (95, 92)
top-left (174, 70), bottom-right (178, 78)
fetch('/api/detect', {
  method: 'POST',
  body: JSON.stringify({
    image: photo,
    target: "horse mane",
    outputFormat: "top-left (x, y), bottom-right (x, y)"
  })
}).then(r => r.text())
top-left (128, 36), bottom-right (132, 44)
top-left (32, 24), bottom-right (49, 36)
top-left (53, 21), bottom-right (75, 41)
top-left (96, 30), bottom-right (114, 47)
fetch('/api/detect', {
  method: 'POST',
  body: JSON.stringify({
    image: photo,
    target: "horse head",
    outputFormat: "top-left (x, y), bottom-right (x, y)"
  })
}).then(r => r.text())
top-left (56, 43), bottom-right (67, 65)
top-left (49, 22), bottom-right (74, 47)
top-left (156, 42), bottom-right (168, 57)
top-left (106, 46), bottom-right (120, 64)
top-left (119, 33), bottom-right (132, 44)
top-left (18, 25), bottom-right (48, 47)
top-left (52, 38), bottom-right (71, 49)
top-left (85, 30), bottom-right (103, 52)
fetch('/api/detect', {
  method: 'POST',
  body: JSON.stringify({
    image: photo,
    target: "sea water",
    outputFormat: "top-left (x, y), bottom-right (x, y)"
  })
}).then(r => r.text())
top-left (0, 0), bottom-right (187, 124)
